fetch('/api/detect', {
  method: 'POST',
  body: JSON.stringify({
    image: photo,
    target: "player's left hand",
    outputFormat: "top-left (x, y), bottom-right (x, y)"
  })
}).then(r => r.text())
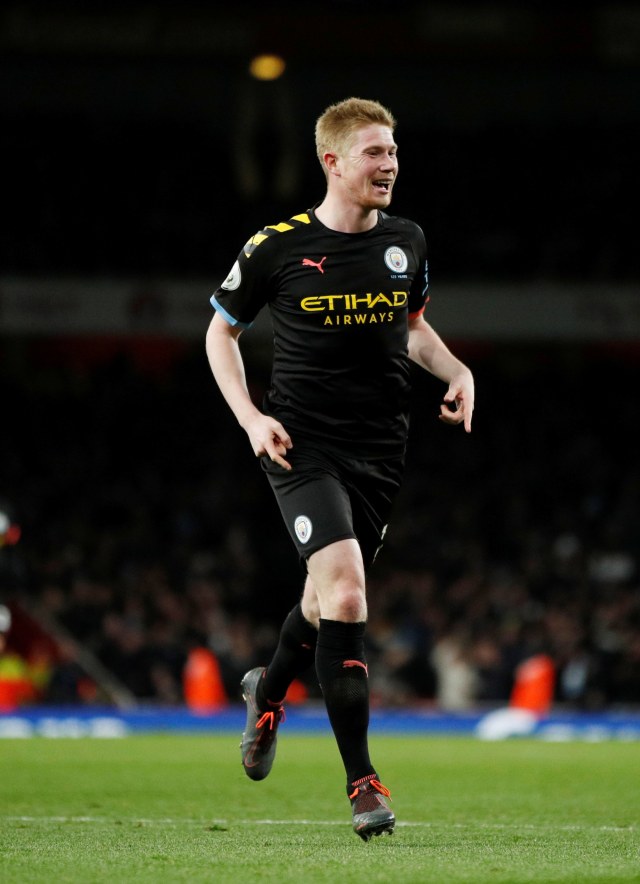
top-left (439, 371), bottom-right (474, 433)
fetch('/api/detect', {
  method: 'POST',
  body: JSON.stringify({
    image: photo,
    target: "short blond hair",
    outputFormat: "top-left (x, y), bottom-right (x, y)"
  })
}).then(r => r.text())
top-left (315, 97), bottom-right (397, 167)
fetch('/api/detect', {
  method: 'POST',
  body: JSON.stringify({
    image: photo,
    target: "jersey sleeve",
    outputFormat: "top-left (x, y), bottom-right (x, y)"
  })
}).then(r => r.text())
top-left (407, 223), bottom-right (429, 320)
top-left (210, 231), bottom-right (277, 328)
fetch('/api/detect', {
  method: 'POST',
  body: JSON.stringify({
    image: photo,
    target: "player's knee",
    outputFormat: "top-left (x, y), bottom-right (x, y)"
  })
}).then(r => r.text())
top-left (331, 580), bottom-right (366, 622)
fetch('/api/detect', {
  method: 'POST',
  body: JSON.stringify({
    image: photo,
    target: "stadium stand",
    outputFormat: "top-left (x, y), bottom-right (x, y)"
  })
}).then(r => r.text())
top-left (1, 340), bottom-right (638, 711)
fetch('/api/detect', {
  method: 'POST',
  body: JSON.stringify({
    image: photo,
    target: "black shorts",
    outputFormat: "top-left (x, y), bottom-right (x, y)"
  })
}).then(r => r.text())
top-left (261, 439), bottom-right (405, 571)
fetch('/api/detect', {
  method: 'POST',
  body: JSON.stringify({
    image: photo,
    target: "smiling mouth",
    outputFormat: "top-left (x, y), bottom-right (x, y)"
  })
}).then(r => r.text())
top-left (373, 180), bottom-right (392, 193)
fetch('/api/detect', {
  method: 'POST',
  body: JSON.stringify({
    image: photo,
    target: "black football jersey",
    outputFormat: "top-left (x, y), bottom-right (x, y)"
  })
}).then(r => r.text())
top-left (211, 206), bottom-right (429, 456)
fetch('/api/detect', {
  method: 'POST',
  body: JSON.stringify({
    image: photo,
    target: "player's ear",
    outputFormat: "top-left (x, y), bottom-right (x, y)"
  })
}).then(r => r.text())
top-left (323, 152), bottom-right (340, 176)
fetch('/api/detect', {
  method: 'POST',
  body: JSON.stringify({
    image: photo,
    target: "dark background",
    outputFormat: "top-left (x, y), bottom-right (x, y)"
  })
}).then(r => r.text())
top-left (2, 1), bottom-right (639, 281)
top-left (1, 2), bottom-right (639, 710)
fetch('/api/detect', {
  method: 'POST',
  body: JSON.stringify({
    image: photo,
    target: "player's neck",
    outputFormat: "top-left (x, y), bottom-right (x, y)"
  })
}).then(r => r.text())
top-left (314, 197), bottom-right (379, 234)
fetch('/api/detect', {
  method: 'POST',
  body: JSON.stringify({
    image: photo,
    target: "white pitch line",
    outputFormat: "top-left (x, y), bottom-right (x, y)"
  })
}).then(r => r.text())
top-left (1, 816), bottom-right (636, 833)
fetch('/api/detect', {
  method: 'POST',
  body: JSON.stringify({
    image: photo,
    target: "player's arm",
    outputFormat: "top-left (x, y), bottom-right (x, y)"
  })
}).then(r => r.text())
top-left (205, 312), bottom-right (293, 469)
top-left (407, 312), bottom-right (474, 432)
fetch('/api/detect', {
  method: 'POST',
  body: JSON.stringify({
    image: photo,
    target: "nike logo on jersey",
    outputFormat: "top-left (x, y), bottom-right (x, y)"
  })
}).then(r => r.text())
top-left (302, 256), bottom-right (327, 274)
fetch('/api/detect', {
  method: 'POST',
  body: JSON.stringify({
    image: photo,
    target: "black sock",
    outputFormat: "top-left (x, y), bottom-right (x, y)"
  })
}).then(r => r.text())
top-left (259, 604), bottom-right (318, 707)
top-left (315, 618), bottom-right (375, 789)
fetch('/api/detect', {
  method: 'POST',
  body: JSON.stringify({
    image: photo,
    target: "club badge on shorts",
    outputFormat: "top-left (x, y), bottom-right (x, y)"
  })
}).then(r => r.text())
top-left (294, 515), bottom-right (312, 544)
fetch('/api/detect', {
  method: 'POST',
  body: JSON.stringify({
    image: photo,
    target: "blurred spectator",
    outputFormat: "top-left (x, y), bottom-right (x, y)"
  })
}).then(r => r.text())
top-left (0, 604), bottom-right (40, 710)
top-left (431, 625), bottom-right (478, 711)
top-left (43, 639), bottom-right (97, 706)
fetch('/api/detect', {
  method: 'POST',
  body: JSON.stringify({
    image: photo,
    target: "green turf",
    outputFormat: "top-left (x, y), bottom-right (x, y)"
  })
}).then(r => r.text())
top-left (0, 733), bottom-right (638, 883)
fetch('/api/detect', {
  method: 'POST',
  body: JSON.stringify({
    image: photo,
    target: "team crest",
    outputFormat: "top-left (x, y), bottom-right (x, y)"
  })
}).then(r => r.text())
top-left (221, 261), bottom-right (241, 291)
top-left (384, 246), bottom-right (408, 273)
top-left (294, 515), bottom-right (312, 544)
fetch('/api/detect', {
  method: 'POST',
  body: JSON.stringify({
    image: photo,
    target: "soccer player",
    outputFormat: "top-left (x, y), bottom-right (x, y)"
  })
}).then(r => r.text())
top-left (205, 97), bottom-right (474, 840)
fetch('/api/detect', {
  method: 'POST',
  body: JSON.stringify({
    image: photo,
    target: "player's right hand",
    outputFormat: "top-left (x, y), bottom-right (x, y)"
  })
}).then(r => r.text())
top-left (246, 414), bottom-right (293, 470)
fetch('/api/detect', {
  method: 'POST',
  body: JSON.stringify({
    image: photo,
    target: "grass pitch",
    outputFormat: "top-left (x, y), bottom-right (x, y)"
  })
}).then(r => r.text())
top-left (0, 732), bottom-right (638, 883)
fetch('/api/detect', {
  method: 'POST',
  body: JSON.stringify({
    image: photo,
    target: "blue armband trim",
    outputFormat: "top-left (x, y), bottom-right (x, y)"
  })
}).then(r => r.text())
top-left (210, 295), bottom-right (252, 329)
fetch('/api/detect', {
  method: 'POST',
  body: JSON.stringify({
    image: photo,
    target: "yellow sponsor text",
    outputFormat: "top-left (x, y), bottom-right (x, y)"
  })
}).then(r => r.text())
top-left (300, 291), bottom-right (408, 312)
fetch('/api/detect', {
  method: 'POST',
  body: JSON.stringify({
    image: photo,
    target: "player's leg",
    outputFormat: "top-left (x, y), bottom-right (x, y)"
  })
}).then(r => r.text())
top-left (241, 582), bottom-right (321, 781)
top-left (260, 600), bottom-right (318, 705)
top-left (305, 539), bottom-right (372, 784)
top-left (251, 545), bottom-right (371, 711)
top-left (305, 539), bottom-right (394, 840)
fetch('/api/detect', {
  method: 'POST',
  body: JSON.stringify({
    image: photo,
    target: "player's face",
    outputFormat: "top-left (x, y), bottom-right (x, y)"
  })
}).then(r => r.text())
top-left (339, 124), bottom-right (398, 210)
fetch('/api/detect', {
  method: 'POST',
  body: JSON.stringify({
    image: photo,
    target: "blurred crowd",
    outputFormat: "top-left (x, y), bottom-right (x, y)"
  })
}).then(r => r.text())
top-left (1, 338), bottom-right (639, 711)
